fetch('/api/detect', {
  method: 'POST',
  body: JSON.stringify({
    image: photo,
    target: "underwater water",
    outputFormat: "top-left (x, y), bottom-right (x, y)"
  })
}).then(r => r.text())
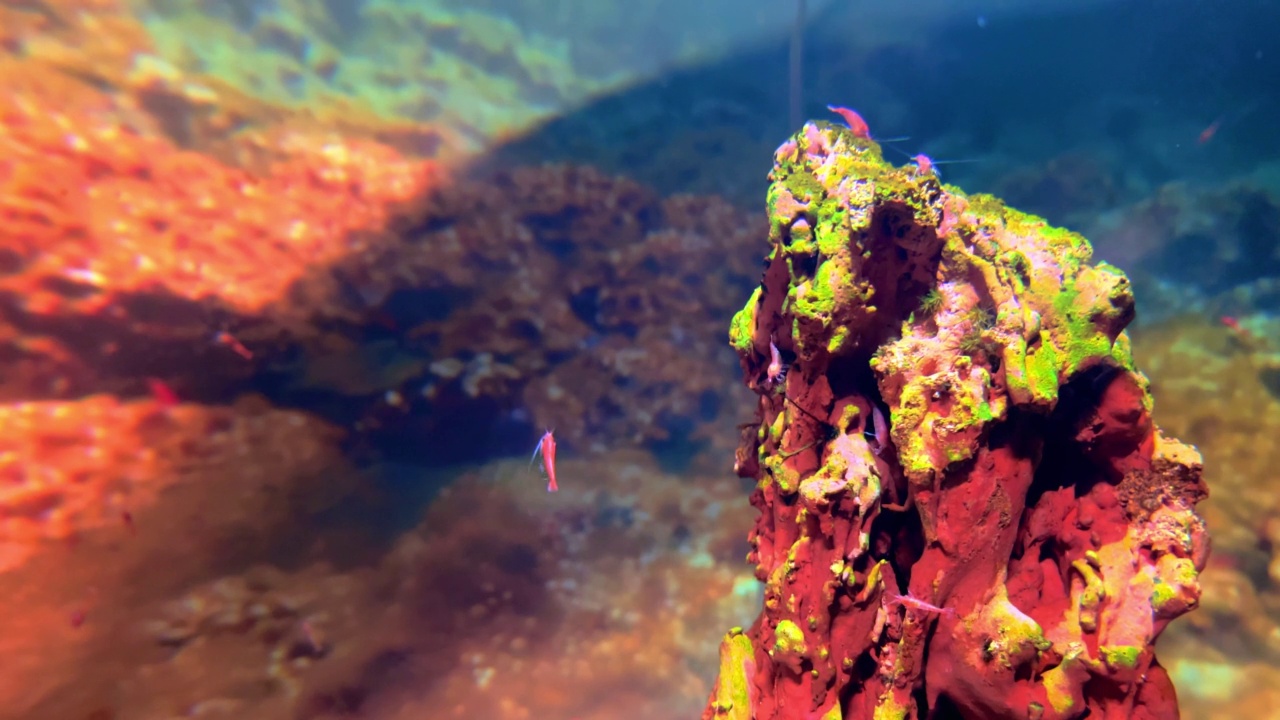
top-left (0, 0), bottom-right (1277, 718)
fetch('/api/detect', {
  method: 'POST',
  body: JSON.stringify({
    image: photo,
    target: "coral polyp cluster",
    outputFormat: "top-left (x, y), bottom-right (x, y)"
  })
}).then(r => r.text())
top-left (705, 121), bottom-right (1209, 719)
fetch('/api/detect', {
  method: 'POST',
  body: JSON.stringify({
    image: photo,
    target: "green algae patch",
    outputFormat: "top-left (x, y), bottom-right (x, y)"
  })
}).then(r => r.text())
top-left (968, 585), bottom-right (1050, 671)
top-left (828, 326), bottom-right (851, 354)
top-left (770, 618), bottom-right (809, 673)
top-left (1041, 645), bottom-right (1087, 715)
top-left (1099, 645), bottom-right (1143, 671)
top-left (1150, 556), bottom-right (1201, 616)
top-left (892, 383), bottom-right (935, 483)
top-left (1110, 331), bottom-right (1137, 372)
top-left (794, 261), bottom-right (839, 322)
top-left (1023, 339), bottom-right (1062, 405)
top-left (815, 201), bottom-right (853, 256)
top-left (763, 453), bottom-right (802, 494)
top-left (1150, 580), bottom-right (1180, 613)
top-left (730, 288), bottom-right (762, 354)
top-left (1042, 668), bottom-right (1076, 715)
top-left (976, 401), bottom-right (995, 422)
top-left (1048, 285), bottom-right (1115, 375)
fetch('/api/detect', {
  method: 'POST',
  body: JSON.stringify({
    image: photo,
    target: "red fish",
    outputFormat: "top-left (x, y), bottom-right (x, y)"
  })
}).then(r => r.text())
top-left (1221, 315), bottom-right (1255, 342)
top-left (214, 331), bottom-right (254, 360)
top-left (1198, 101), bottom-right (1260, 145)
top-left (531, 430), bottom-right (559, 492)
top-left (827, 105), bottom-right (870, 138)
top-left (147, 378), bottom-right (178, 407)
top-left (1198, 117), bottom-right (1223, 144)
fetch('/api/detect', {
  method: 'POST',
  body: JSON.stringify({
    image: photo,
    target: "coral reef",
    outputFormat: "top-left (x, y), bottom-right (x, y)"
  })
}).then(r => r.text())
top-left (0, 395), bottom-right (357, 716)
top-left (1, 451), bottom-right (757, 720)
top-left (388, 171), bottom-right (761, 454)
top-left (1129, 315), bottom-right (1280, 564)
top-left (704, 121), bottom-right (1209, 719)
top-left (3, 3), bottom-right (1269, 720)
top-left (1118, 314), bottom-right (1280, 719)
top-left (0, 64), bottom-right (445, 404)
top-left (0, 394), bottom-right (341, 572)
top-left (0, 3), bottom-right (762, 459)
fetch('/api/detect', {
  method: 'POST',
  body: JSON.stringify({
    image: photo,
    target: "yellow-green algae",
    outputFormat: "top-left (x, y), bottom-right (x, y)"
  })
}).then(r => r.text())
top-left (1041, 644), bottom-right (1086, 714)
top-left (772, 618), bottom-right (809, 660)
top-left (818, 702), bottom-right (844, 720)
top-left (707, 629), bottom-right (757, 719)
top-left (762, 452), bottom-right (802, 494)
top-left (1099, 645), bottom-right (1143, 671)
top-left (873, 689), bottom-right (910, 720)
top-left (793, 260), bottom-right (840, 325)
top-left (965, 585), bottom-right (1052, 671)
top-left (756, 123), bottom-right (1135, 489)
top-left (729, 288), bottom-right (762, 354)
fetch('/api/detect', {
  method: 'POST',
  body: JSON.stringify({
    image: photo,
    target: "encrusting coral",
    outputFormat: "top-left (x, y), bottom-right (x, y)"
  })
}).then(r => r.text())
top-left (704, 119), bottom-right (1209, 719)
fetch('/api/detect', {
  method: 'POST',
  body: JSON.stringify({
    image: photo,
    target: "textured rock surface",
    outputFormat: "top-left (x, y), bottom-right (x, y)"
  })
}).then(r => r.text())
top-left (704, 121), bottom-right (1210, 720)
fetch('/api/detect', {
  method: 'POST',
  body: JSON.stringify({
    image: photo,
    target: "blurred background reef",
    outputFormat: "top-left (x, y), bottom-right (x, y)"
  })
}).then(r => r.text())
top-left (1, 0), bottom-right (1279, 718)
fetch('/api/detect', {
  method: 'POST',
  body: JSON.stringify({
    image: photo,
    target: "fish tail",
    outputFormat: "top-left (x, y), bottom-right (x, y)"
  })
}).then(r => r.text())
top-left (530, 435), bottom-right (544, 466)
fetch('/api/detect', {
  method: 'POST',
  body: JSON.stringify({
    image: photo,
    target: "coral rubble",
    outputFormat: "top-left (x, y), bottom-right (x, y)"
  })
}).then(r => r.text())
top-left (705, 121), bottom-right (1210, 719)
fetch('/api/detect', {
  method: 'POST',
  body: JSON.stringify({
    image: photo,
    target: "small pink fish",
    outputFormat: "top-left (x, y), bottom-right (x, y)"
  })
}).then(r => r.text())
top-left (827, 105), bottom-right (870, 139)
top-left (532, 430), bottom-right (559, 492)
top-left (1198, 116), bottom-right (1223, 144)
top-left (214, 331), bottom-right (254, 360)
top-left (913, 153), bottom-right (935, 176)
top-left (147, 378), bottom-right (179, 407)
top-left (886, 590), bottom-right (954, 617)
top-left (767, 339), bottom-right (785, 386)
top-left (870, 405), bottom-right (889, 456)
top-left (901, 151), bottom-right (985, 179)
top-left (300, 620), bottom-right (323, 655)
